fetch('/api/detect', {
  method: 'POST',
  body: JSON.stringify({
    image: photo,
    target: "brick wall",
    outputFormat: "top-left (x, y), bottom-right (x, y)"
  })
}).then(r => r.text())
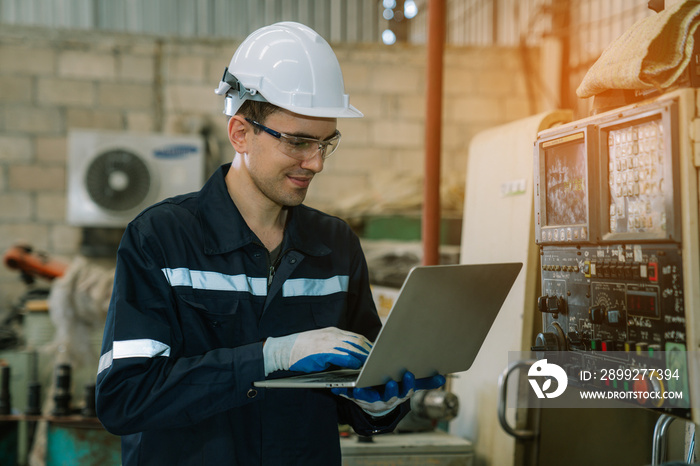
top-left (0, 26), bottom-right (541, 309)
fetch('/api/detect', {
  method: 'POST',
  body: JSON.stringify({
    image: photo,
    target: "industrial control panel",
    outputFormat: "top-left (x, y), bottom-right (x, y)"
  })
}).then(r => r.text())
top-left (533, 93), bottom-right (697, 419)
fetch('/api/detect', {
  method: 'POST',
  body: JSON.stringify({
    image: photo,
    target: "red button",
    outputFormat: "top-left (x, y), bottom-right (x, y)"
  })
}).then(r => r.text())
top-left (648, 262), bottom-right (658, 282)
top-left (632, 378), bottom-right (650, 405)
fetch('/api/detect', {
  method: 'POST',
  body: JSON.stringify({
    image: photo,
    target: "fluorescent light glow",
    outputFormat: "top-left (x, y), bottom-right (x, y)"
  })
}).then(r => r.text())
top-left (382, 29), bottom-right (396, 45)
top-left (404, 0), bottom-right (418, 19)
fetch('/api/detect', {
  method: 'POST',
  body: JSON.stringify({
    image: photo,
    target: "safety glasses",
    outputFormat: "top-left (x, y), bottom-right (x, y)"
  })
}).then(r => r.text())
top-left (245, 118), bottom-right (342, 161)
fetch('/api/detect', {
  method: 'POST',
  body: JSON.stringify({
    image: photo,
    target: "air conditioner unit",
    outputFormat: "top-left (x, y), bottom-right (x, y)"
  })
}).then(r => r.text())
top-left (67, 129), bottom-right (205, 227)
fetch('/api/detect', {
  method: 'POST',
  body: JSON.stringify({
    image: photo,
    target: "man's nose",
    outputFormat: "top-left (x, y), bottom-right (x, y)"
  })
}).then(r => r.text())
top-left (300, 149), bottom-right (324, 173)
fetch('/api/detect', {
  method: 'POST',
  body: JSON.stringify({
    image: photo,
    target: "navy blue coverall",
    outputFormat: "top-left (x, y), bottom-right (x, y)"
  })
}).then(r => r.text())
top-left (95, 164), bottom-right (409, 465)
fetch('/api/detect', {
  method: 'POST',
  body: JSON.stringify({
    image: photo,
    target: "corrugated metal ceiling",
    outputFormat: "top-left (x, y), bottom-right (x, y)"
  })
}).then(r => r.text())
top-left (0, 0), bottom-right (658, 52)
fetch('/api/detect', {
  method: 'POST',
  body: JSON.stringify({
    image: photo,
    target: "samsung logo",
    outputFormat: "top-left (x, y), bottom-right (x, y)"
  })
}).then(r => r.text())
top-left (153, 145), bottom-right (199, 159)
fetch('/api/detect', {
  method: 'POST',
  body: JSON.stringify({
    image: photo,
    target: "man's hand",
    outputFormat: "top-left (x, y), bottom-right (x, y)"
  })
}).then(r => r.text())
top-left (331, 371), bottom-right (446, 417)
top-left (263, 327), bottom-right (372, 375)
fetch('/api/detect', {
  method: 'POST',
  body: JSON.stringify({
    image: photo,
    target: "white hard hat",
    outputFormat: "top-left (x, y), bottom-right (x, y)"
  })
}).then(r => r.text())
top-left (215, 22), bottom-right (362, 118)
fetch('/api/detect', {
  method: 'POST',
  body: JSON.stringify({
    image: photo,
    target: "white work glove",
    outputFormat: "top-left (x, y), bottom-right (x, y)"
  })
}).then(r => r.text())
top-left (263, 327), bottom-right (372, 376)
top-left (332, 371), bottom-right (446, 417)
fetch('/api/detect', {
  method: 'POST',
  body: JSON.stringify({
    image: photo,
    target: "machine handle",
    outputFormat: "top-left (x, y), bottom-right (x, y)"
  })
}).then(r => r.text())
top-left (497, 359), bottom-right (537, 440)
top-left (651, 414), bottom-right (676, 466)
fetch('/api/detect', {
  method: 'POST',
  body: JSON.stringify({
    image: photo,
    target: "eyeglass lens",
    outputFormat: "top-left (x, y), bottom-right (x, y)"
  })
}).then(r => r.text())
top-left (278, 133), bottom-right (341, 161)
top-left (246, 118), bottom-right (341, 161)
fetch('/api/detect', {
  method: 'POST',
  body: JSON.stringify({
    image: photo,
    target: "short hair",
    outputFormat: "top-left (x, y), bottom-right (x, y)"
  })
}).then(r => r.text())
top-left (236, 100), bottom-right (280, 133)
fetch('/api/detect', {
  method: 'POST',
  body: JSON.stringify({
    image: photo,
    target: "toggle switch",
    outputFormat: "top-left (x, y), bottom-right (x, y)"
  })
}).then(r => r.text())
top-left (606, 309), bottom-right (625, 326)
top-left (538, 295), bottom-right (566, 317)
top-left (589, 305), bottom-right (605, 325)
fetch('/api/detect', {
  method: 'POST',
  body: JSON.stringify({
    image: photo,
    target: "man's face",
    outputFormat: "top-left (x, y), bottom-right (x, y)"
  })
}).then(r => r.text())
top-left (243, 109), bottom-right (337, 207)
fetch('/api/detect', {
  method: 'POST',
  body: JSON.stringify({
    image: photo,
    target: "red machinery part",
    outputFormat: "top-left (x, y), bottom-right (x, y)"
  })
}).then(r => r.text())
top-left (3, 245), bottom-right (67, 281)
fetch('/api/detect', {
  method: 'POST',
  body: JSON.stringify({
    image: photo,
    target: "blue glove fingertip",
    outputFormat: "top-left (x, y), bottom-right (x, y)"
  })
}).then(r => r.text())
top-left (354, 387), bottom-right (381, 403)
top-left (414, 374), bottom-right (447, 391)
top-left (426, 374), bottom-right (446, 389)
top-left (435, 374), bottom-right (447, 387)
top-left (385, 380), bottom-right (399, 401)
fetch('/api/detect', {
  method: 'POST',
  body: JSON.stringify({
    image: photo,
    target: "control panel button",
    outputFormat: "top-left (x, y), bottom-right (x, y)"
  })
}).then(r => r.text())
top-left (606, 309), bottom-right (625, 326)
top-left (538, 295), bottom-right (566, 316)
top-left (635, 342), bottom-right (648, 355)
top-left (648, 344), bottom-right (662, 358)
top-left (632, 378), bottom-right (650, 405)
top-left (648, 262), bottom-right (658, 281)
top-left (589, 306), bottom-right (605, 325)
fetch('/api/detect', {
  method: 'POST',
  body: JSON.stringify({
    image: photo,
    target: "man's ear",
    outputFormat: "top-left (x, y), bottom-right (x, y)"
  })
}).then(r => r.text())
top-left (227, 116), bottom-right (248, 153)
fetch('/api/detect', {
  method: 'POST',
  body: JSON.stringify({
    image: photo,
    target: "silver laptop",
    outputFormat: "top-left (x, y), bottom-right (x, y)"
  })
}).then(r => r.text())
top-left (254, 262), bottom-right (522, 389)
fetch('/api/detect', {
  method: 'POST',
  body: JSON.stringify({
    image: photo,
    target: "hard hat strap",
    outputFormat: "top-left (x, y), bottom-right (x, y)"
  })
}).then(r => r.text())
top-left (220, 67), bottom-right (258, 99)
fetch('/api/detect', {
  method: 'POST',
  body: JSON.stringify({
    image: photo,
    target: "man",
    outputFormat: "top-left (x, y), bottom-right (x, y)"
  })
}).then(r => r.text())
top-left (96, 22), bottom-right (443, 465)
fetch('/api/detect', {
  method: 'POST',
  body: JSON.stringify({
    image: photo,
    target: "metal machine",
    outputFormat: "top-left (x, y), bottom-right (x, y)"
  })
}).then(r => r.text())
top-left (341, 389), bottom-right (470, 466)
top-left (530, 89), bottom-right (699, 421)
top-left (490, 88), bottom-right (700, 465)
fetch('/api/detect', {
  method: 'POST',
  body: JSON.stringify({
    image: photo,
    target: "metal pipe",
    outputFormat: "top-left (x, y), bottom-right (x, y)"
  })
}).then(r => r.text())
top-left (422, 0), bottom-right (446, 266)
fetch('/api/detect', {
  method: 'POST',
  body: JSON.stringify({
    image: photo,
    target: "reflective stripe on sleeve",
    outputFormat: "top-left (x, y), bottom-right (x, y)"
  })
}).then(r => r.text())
top-left (97, 350), bottom-right (113, 375)
top-left (97, 339), bottom-right (171, 375)
top-left (282, 275), bottom-right (350, 297)
top-left (162, 268), bottom-right (267, 296)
